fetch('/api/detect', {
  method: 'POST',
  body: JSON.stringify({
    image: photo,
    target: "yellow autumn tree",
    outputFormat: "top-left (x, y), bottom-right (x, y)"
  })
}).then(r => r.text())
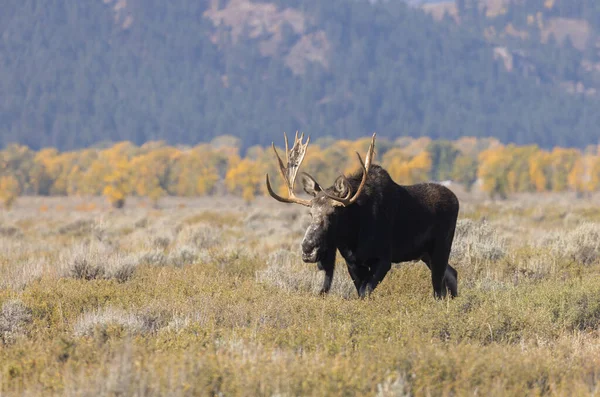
top-left (196, 145), bottom-right (221, 196)
top-left (65, 149), bottom-right (99, 196)
top-left (0, 144), bottom-right (35, 194)
top-left (81, 160), bottom-right (110, 196)
top-left (103, 158), bottom-right (131, 208)
top-left (36, 151), bottom-right (79, 195)
top-left (383, 148), bottom-right (431, 184)
top-left (336, 137), bottom-right (379, 176)
top-left (452, 154), bottom-right (478, 191)
top-left (568, 155), bottom-right (596, 197)
top-left (528, 151), bottom-right (551, 193)
top-left (395, 137), bottom-right (432, 157)
top-left (56, 153), bottom-right (81, 196)
top-left (29, 148), bottom-right (58, 195)
top-left (590, 155), bottom-right (600, 193)
top-left (387, 159), bottom-right (412, 184)
top-left (98, 142), bottom-right (137, 208)
top-left (79, 145), bottom-right (131, 197)
top-left (130, 147), bottom-right (178, 206)
top-left (382, 148), bottom-right (410, 183)
top-left (549, 148), bottom-right (580, 192)
top-left (505, 145), bottom-right (538, 194)
top-left (568, 157), bottom-right (585, 195)
top-left (0, 175), bottom-right (21, 210)
top-left (408, 151), bottom-right (432, 183)
top-left (321, 144), bottom-right (353, 182)
top-left (478, 146), bottom-right (512, 199)
top-left (225, 156), bottom-right (266, 203)
top-left (170, 145), bottom-right (221, 197)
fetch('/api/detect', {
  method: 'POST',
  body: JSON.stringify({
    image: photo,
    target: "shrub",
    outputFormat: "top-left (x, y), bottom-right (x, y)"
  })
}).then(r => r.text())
top-left (73, 307), bottom-right (169, 338)
top-left (540, 222), bottom-right (600, 266)
top-left (450, 219), bottom-right (507, 265)
top-left (61, 243), bottom-right (138, 282)
top-left (256, 249), bottom-right (355, 298)
top-left (0, 300), bottom-right (32, 345)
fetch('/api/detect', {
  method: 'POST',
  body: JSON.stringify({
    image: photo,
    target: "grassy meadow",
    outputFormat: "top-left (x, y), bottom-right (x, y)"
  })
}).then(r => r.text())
top-left (2, 191), bottom-right (600, 396)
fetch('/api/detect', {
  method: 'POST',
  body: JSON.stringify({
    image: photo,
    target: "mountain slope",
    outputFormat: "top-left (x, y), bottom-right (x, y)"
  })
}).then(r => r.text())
top-left (1, 0), bottom-right (599, 151)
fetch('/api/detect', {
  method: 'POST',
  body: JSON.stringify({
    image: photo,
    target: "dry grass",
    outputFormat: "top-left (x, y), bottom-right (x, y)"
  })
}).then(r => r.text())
top-left (1, 194), bottom-right (600, 395)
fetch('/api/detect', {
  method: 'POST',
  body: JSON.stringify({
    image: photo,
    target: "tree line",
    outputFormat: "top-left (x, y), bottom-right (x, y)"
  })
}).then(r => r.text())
top-left (1, 136), bottom-right (599, 209)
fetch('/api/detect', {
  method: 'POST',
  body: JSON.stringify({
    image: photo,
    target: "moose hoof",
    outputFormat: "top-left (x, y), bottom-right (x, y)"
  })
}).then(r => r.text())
top-left (358, 283), bottom-right (373, 299)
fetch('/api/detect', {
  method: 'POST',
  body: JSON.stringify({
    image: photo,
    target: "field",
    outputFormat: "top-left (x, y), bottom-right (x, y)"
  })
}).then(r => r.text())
top-left (2, 191), bottom-right (600, 396)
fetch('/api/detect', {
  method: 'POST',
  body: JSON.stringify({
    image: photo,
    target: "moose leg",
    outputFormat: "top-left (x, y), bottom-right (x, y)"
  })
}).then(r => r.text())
top-left (346, 262), bottom-right (370, 296)
top-left (318, 248), bottom-right (337, 295)
top-left (430, 260), bottom-right (447, 299)
top-left (359, 259), bottom-right (392, 298)
top-left (444, 264), bottom-right (458, 297)
top-left (422, 252), bottom-right (457, 299)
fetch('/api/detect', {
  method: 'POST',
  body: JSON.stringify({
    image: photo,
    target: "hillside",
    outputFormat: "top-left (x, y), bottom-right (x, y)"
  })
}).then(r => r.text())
top-left (423, 0), bottom-right (600, 93)
top-left (1, 0), bottom-right (600, 151)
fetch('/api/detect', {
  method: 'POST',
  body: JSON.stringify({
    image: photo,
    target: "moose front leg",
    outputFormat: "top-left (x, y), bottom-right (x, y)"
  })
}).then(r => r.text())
top-left (317, 248), bottom-right (337, 295)
top-left (358, 258), bottom-right (391, 298)
top-left (339, 247), bottom-right (371, 297)
top-left (345, 262), bottom-right (371, 297)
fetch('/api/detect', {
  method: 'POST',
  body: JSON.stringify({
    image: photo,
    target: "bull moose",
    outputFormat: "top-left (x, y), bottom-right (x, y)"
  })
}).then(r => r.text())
top-left (265, 132), bottom-right (459, 299)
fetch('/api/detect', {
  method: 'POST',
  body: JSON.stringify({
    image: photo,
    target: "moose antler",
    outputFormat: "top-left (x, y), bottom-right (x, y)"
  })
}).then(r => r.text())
top-left (265, 132), bottom-right (312, 207)
top-left (323, 132), bottom-right (376, 207)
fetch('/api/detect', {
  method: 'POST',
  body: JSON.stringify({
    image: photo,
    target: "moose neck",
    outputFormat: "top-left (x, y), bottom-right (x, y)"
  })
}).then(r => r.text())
top-left (334, 203), bottom-right (362, 263)
top-left (332, 165), bottom-right (382, 263)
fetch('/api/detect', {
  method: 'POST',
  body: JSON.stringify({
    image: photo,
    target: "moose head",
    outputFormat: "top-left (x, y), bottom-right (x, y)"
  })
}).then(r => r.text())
top-left (266, 132), bottom-right (376, 263)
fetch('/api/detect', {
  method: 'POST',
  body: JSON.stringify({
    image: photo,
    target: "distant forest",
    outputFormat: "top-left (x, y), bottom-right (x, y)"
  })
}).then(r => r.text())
top-left (1, 0), bottom-right (600, 151)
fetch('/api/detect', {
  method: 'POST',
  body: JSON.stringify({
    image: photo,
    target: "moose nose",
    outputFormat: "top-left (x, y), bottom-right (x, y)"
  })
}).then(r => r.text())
top-left (301, 239), bottom-right (318, 263)
top-left (301, 239), bottom-right (312, 253)
top-left (301, 247), bottom-right (318, 263)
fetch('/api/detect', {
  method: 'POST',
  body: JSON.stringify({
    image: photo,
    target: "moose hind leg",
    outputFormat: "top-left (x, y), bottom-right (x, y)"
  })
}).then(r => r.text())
top-left (444, 264), bottom-right (458, 297)
top-left (428, 248), bottom-right (454, 299)
top-left (422, 249), bottom-right (457, 298)
top-left (431, 267), bottom-right (447, 299)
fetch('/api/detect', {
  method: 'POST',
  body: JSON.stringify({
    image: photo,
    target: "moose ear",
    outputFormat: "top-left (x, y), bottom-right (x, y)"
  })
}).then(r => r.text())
top-left (301, 173), bottom-right (322, 197)
top-left (333, 176), bottom-right (351, 198)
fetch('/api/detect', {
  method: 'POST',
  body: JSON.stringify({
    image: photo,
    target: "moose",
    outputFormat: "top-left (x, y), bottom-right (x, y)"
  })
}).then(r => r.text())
top-left (265, 132), bottom-right (459, 299)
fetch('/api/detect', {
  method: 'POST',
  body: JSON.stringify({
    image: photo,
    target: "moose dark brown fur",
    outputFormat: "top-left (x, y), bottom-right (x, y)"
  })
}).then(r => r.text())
top-left (266, 132), bottom-right (459, 299)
